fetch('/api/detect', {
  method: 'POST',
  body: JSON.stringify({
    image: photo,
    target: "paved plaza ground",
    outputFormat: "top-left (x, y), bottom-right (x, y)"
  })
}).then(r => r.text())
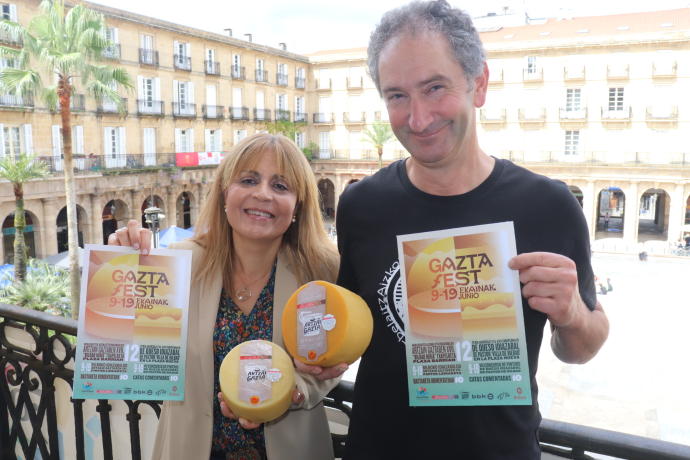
top-left (342, 252), bottom-right (690, 447)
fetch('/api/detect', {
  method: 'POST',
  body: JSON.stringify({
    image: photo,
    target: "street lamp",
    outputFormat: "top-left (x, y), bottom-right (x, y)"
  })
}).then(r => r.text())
top-left (144, 206), bottom-right (165, 248)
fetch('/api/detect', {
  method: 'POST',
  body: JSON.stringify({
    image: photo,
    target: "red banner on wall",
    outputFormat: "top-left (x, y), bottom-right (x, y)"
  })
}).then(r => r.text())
top-left (176, 152), bottom-right (199, 167)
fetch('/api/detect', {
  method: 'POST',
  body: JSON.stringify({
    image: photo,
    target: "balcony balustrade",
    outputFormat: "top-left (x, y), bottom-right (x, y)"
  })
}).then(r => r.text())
top-left (229, 106), bottom-right (249, 121)
top-left (316, 78), bottom-right (332, 91)
top-left (202, 105), bottom-right (224, 119)
top-left (70, 94), bottom-right (85, 112)
top-left (294, 112), bottom-right (308, 123)
top-left (488, 68), bottom-right (504, 84)
top-left (295, 76), bottom-right (306, 89)
top-left (276, 73), bottom-right (289, 86)
top-left (137, 99), bottom-right (164, 116)
top-left (646, 105), bottom-right (678, 122)
top-left (97, 97), bottom-right (127, 115)
top-left (2, 304), bottom-right (690, 460)
top-left (0, 28), bottom-right (22, 46)
top-left (559, 107), bottom-right (588, 122)
top-left (601, 106), bottom-right (632, 122)
top-left (522, 68), bottom-right (544, 82)
top-left (138, 48), bottom-right (159, 66)
top-left (652, 61), bottom-right (677, 78)
top-left (172, 102), bottom-right (196, 118)
top-left (255, 69), bottom-right (268, 83)
top-left (347, 76), bottom-right (363, 89)
top-left (343, 111), bottom-right (366, 124)
top-left (231, 66), bottom-right (246, 80)
top-left (563, 65), bottom-right (586, 81)
top-left (253, 108), bottom-right (271, 121)
top-left (0, 93), bottom-right (34, 108)
top-left (607, 64), bottom-right (630, 80)
top-left (480, 107), bottom-right (507, 124)
top-left (313, 112), bottom-right (334, 124)
top-left (518, 107), bottom-right (547, 123)
top-left (174, 54), bottom-right (192, 71)
top-left (102, 43), bottom-right (121, 60)
top-left (275, 109), bottom-right (291, 121)
top-left (205, 60), bottom-right (220, 75)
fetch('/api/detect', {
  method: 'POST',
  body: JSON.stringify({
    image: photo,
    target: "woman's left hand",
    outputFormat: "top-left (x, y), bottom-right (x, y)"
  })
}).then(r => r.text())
top-left (293, 359), bottom-right (348, 380)
top-left (217, 388), bottom-right (307, 429)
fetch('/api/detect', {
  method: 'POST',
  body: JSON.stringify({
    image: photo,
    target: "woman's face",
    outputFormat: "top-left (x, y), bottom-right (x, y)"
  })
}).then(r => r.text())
top-left (224, 151), bottom-right (298, 246)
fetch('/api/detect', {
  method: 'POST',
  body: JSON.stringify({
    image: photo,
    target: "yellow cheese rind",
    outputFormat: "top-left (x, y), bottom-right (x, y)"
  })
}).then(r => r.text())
top-left (219, 340), bottom-right (296, 423)
top-left (282, 281), bottom-right (373, 367)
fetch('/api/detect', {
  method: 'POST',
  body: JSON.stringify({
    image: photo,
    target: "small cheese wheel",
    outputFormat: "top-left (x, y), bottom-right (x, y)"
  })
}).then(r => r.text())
top-left (282, 281), bottom-right (373, 367)
top-left (219, 340), bottom-right (295, 423)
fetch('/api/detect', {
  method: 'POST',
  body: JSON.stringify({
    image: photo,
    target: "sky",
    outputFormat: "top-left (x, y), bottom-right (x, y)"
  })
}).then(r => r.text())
top-left (88, 0), bottom-right (690, 54)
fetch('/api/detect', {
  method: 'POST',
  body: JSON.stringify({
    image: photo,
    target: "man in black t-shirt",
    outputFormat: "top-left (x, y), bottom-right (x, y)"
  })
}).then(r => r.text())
top-left (336, 2), bottom-right (610, 459)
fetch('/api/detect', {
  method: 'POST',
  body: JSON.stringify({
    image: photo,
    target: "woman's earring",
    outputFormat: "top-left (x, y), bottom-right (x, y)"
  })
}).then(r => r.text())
top-left (292, 215), bottom-right (297, 223)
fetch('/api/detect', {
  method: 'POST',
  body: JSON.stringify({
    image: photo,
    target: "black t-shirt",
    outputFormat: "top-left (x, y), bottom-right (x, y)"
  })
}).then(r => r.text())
top-left (336, 158), bottom-right (596, 460)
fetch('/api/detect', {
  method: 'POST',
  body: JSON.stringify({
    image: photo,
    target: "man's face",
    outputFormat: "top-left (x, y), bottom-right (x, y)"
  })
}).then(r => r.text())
top-left (378, 31), bottom-right (487, 166)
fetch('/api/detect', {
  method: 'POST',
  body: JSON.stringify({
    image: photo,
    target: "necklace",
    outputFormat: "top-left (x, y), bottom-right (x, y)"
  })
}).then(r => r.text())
top-left (234, 267), bottom-right (272, 302)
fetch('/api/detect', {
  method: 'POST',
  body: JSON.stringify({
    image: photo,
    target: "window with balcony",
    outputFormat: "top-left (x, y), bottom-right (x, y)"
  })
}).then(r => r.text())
top-left (1, 123), bottom-right (32, 158)
top-left (233, 129), bottom-right (247, 145)
top-left (205, 49), bottom-right (219, 75)
top-left (256, 58), bottom-right (267, 83)
top-left (348, 67), bottom-right (364, 89)
top-left (232, 54), bottom-right (245, 80)
top-left (175, 128), bottom-right (194, 153)
top-left (319, 131), bottom-right (331, 159)
top-left (295, 67), bottom-right (306, 89)
top-left (173, 80), bottom-right (196, 117)
top-left (565, 88), bottom-right (581, 111)
top-left (174, 41), bottom-right (191, 71)
top-left (524, 56), bottom-right (541, 78)
top-left (50, 125), bottom-right (85, 170)
top-left (277, 63), bottom-right (288, 86)
top-left (143, 127), bottom-right (156, 166)
top-left (276, 93), bottom-right (289, 121)
top-left (564, 130), bottom-right (580, 155)
top-left (137, 76), bottom-right (162, 115)
top-left (139, 34), bottom-right (158, 66)
top-left (0, 4), bottom-right (21, 46)
top-left (294, 96), bottom-right (306, 122)
top-left (295, 132), bottom-right (305, 148)
top-left (101, 27), bottom-right (120, 59)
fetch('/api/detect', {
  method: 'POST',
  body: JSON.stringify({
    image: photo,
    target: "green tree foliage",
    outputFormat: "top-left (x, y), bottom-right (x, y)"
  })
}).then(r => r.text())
top-left (0, 0), bottom-right (133, 318)
top-left (0, 154), bottom-right (49, 283)
top-left (0, 259), bottom-right (71, 318)
top-left (363, 122), bottom-right (395, 169)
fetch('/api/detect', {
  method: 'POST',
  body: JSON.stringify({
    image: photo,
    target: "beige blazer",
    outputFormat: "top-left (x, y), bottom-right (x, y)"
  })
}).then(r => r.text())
top-left (151, 240), bottom-right (337, 460)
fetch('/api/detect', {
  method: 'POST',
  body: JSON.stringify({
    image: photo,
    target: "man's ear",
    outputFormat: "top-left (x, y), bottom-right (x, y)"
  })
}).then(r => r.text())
top-left (473, 62), bottom-right (489, 108)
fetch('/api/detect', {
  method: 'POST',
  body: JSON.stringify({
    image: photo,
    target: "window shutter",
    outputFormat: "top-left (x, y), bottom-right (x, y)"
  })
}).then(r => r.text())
top-left (173, 40), bottom-right (179, 55)
top-left (9, 4), bottom-right (17, 22)
top-left (185, 42), bottom-right (190, 57)
top-left (187, 82), bottom-right (195, 104)
top-left (22, 124), bottom-right (33, 154)
top-left (0, 124), bottom-right (5, 157)
top-left (112, 27), bottom-right (119, 43)
top-left (173, 80), bottom-right (179, 103)
top-left (103, 128), bottom-right (110, 156)
top-left (137, 75), bottom-right (144, 99)
top-left (118, 127), bottom-right (126, 155)
top-left (154, 78), bottom-right (161, 101)
top-left (52, 125), bottom-right (62, 156)
top-left (188, 128), bottom-right (194, 152)
top-left (73, 125), bottom-right (84, 154)
top-left (204, 129), bottom-right (211, 152)
top-left (175, 128), bottom-right (181, 153)
top-left (216, 129), bottom-right (222, 151)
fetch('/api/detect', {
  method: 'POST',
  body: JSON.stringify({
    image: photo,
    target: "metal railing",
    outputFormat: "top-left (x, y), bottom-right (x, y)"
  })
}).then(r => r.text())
top-left (97, 97), bottom-right (128, 115)
top-left (0, 93), bottom-right (34, 108)
top-left (70, 94), bottom-right (86, 112)
top-left (204, 60), bottom-right (220, 75)
top-left (294, 112), bottom-right (308, 123)
top-left (276, 73), bottom-right (288, 86)
top-left (173, 55), bottom-right (191, 71)
top-left (3, 304), bottom-right (690, 460)
top-left (253, 108), bottom-right (271, 121)
top-left (229, 106), bottom-right (249, 121)
top-left (102, 44), bottom-right (121, 60)
top-left (202, 105), bottom-right (224, 119)
top-left (295, 76), bottom-right (306, 89)
top-left (0, 29), bottom-right (22, 46)
top-left (255, 69), bottom-right (268, 83)
top-left (313, 112), bottom-right (334, 123)
top-left (138, 48), bottom-right (159, 67)
top-left (172, 102), bottom-right (196, 118)
top-left (231, 66), bottom-right (246, 80)
top-left (136, 100), bottom-right (164, 116)
top-left (275, 109), bottom-right (291, 122)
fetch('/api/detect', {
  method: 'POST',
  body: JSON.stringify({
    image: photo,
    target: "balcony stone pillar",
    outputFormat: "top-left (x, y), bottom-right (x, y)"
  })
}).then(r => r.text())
top-left (166, 186), bottom-right (177, 229)
top-left (582, 180), bottom-right (596, 242)
top-left (623, 181), bottom-right (640, 247)
top-left (667, 183), bottom-right (686, 244)
top-left (88, 193), bottom-right (104, 245)
top-left (41, 197), bottom-right (60, 256)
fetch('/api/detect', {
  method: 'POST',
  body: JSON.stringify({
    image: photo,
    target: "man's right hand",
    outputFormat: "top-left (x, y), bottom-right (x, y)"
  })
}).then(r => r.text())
top-left (107, 219), bottom-right (153, 254)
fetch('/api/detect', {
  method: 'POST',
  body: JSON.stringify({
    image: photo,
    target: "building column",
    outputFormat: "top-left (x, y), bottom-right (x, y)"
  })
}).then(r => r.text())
top-left (667, 183), bottom-right (685, 243)
top-left (166, 186), bottom-right (177, 229)
top-left (41, 197), bottom-right (60, 256)
top-left (89, 194), bottom-right (104, 245)
top-left (623, 182), bottom-right (640, 246)
top-left (582, 180), bottom-right (596, 242)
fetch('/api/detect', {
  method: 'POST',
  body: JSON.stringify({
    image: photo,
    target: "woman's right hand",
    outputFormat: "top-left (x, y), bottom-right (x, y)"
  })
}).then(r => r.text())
top-left (107, 219), bottom-right (153, 254)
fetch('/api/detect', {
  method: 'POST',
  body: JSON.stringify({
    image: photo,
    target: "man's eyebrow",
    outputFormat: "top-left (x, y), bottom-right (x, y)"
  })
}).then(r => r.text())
top-left (381, 74), bottom-right (450, 94)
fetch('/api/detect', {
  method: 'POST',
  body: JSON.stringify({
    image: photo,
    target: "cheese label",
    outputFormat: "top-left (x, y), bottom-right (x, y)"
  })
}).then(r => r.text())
top-left (238, 342), bottom-right (273, 405)
top-left (296, 282), bottom-right (327, 362)
top-left (322, 313), bottom-right (337, 331)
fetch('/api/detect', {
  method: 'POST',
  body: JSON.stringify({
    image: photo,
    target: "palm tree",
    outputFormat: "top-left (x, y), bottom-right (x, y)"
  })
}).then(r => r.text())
top-left (363, 122), bottom-right (395, 169)
top-left (0, 154), bottom-right (48, 283)
top-left (0, 0), bottom-right (132, 318)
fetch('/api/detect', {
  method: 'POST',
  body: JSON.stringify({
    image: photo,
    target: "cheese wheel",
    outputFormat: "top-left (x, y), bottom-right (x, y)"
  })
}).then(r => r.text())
top-left (282, 281), bottom-right (373, 367)
top-left (219, 340), bottom-right (295, 423)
